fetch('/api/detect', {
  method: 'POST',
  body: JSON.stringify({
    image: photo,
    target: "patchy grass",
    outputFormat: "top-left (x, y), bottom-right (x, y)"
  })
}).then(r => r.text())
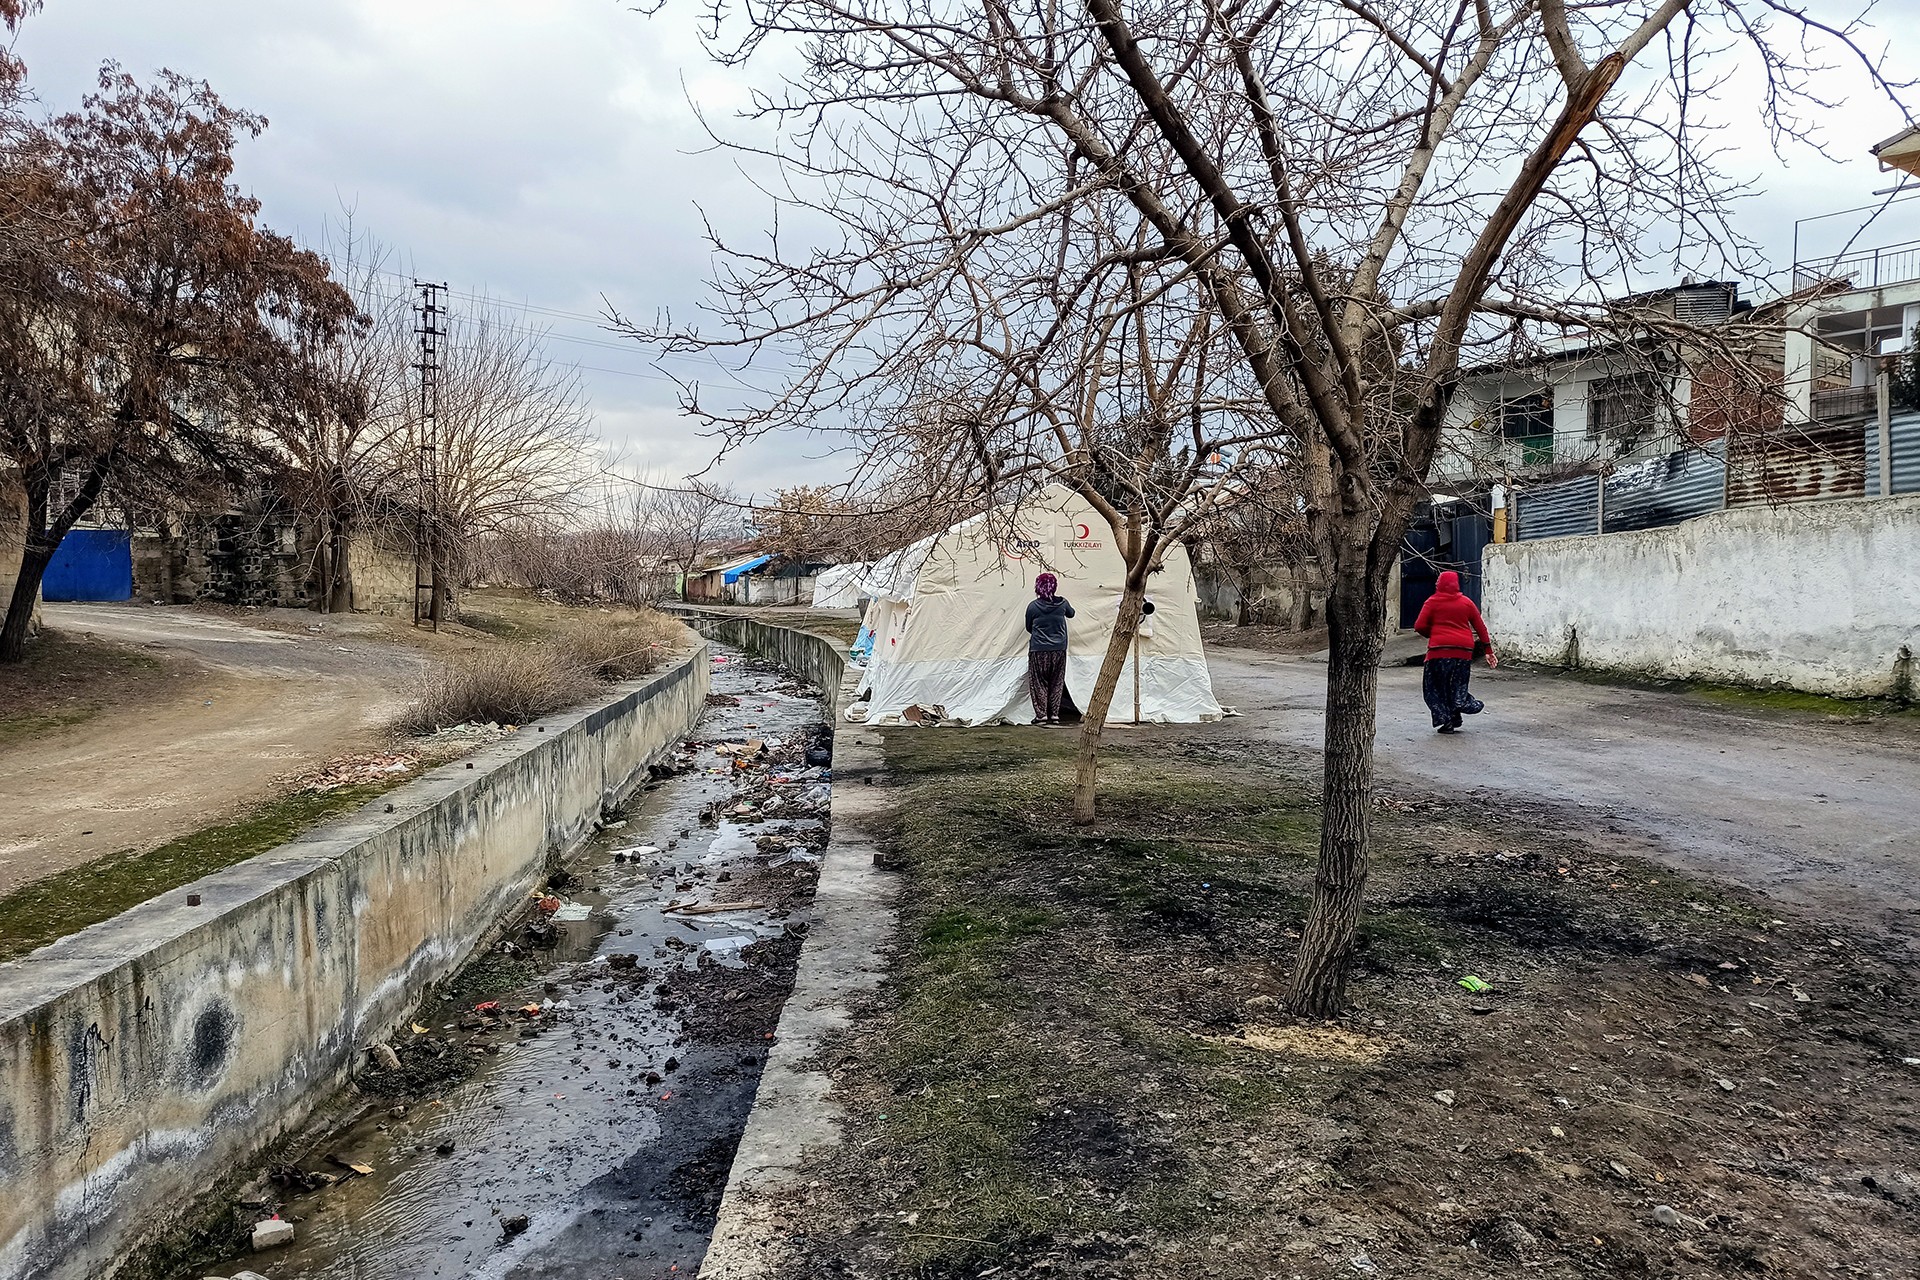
top-left (0, 779), bottom-right (406, 962)
top-left (456, 586), bottom-right (678, 643)
top-left (779, 729), bottom-right (1920, 1279)
top-left (784, 613), bottom-right (863, 646)
top-left (1519, 659), bottom-right (1913, 723)
top-left (0, 628), bottom-right (177, 746)
top-left (1689, 682), bottom-right (1907, 720)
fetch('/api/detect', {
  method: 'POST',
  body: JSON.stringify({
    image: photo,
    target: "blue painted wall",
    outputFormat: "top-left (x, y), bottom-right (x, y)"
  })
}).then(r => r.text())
top-left (42, 529), bottom-right (133, 602)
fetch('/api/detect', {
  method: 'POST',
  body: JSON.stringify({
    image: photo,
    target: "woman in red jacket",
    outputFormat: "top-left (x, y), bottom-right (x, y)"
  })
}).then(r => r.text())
top-left (1414, 570), bottom-right (1496, 734)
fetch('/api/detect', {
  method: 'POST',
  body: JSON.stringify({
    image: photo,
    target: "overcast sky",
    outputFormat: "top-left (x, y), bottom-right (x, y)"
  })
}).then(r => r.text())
top-left (11, 2), bottom-right (1917, 499)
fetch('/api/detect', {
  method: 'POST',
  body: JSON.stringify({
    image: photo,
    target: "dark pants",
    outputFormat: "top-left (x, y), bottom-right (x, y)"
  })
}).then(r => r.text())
top-left (1028, 649), bottom-right (1066, 721)
top-left (1423, 657), bottom-right (1484, 728)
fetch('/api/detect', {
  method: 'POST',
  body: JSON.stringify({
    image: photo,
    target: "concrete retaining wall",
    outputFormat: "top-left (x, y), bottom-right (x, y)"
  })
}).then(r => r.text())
top-left (1483, 495), bottom-right (1920, 696)
top-left (675, 611), bottom-right (850, 708)
top-left (0, 646), bottom-right (710, 1280)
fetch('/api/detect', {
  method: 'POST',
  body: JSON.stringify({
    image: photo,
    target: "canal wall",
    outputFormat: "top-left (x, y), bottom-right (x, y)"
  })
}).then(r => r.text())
top-left (671, 611), bottom-right (902, 1280)
top-left (0, 645), bottom-right (710, 1280)
top-left (672, 610), bottom-right (851, 711)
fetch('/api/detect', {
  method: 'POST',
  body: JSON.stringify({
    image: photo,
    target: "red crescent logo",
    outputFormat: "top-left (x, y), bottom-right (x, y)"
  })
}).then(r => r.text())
top-left (1075, 523), bottom-right (1091, 539)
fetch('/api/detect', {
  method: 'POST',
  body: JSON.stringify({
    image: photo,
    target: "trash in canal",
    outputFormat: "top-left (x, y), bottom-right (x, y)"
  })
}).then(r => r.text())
top-left (199, 649), bottom-right (827, 1279)
top-left (612, 843), bottom-right (661, 861)
top-left (250, 1217), bottom-right (294, 1250)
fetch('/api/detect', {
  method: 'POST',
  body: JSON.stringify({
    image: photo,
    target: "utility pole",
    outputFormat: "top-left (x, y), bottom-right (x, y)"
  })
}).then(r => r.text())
top-left (413, 281), bottom-right (447, 629)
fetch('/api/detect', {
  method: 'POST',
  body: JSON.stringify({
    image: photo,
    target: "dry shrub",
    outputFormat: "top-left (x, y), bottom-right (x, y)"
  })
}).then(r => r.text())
top-left (395, 646), bottom-right (596, 734)
top-left (551, 612), bottom-right (678, 681)
top-left (396, 610), bottom-right (682, 733)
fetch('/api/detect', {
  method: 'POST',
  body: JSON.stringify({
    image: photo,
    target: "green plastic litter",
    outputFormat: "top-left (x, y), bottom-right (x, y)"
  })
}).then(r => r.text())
top-left (1457, 975), bottom-right (1491, 992)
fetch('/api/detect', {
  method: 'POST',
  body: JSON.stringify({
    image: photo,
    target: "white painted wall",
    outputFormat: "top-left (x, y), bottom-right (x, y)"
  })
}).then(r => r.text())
top-left (1483, 495), bottom-right (1920, 696)
top-left (1782, 279), bottom-right (1920, 422)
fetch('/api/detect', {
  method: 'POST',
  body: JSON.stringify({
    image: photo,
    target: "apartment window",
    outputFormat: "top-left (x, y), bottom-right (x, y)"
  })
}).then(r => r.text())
top-left (1587, 372), bottom-right (1662, 446)
top-left (1497, 392), bottom-right (1554, 464)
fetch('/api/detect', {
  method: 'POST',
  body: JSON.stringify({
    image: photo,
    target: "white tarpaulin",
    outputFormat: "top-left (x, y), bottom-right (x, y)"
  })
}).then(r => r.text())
top-left (860, 484), bottom-right (1223, 726)
top-left (809, 562), bottom-right (872, 608)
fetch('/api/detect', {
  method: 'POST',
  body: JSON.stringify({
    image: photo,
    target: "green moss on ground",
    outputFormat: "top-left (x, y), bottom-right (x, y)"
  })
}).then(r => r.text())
top-left (1689, 682), bottom-right (1905, 719)
top-left (1523, 659), bottom-right (1912, 721)
top-left (0, 779), bottom-right (405, 962)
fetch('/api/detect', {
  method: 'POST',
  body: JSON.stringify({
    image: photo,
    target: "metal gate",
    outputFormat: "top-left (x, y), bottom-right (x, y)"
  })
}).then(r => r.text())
top-left (42, 529), bottom-right (133, 602)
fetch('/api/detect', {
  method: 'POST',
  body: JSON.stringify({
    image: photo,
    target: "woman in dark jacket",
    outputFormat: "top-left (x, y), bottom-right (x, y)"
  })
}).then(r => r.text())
top-left (1414, 570), bottom-right (1496, 733)
top-left (1024, 572), bottom-right (1074, 725)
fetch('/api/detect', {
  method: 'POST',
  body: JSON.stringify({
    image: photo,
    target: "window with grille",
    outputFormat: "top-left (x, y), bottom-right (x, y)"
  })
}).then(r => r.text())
top-left (1587, 372), bottom-right (1662, 445)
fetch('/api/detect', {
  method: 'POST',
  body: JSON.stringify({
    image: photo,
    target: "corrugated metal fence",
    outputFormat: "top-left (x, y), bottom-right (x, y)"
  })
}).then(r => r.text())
top-left (1516, 412), bottom-right (1920, 542)
top-left (1865, 408), bottom-right (1920, 497)
top-left (1514, 473), bottom-right (1602, 539)
top-left (1514, 443), bottom-right (1728, 540)
top-left (1603, 445), bottom-right (1729, 532)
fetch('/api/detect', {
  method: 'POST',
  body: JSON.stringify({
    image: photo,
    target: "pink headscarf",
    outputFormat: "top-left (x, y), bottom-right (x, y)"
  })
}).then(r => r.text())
top-left (1034, 572), bottom-right (1059, 601)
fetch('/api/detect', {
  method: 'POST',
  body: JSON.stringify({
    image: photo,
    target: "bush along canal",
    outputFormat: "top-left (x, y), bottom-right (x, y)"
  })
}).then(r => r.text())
top-left (193, 649), bottom-right (830, 1280)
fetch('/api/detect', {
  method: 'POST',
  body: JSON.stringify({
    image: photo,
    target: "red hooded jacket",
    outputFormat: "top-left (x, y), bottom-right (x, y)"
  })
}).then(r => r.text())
top-left (1414, 571), bottom-right (1493, 662)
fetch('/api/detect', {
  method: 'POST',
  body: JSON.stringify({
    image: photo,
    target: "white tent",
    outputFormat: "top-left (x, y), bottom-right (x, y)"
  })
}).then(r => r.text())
top-left (858, 484), bottom-right (1222, 726)
top-left (809, 562), bottom-right (872, 609)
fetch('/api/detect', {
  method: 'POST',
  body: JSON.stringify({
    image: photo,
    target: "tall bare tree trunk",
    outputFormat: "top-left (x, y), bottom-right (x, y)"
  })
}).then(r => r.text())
top-left (1071, 578), bottom-right (1146, 826)
top-left (1, 458), bottom-right (111, 663)
top-left (0, 540), bottom-right (53, 663)
top-left (325, 519), bottom-right (352, 613)
top-left (1286, 553), bottom-right (1385, 1015)
top-left (1288, 560), bottom-right (1314, 632)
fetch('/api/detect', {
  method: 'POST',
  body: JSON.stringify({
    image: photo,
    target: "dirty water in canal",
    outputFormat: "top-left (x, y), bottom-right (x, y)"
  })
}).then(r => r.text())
top-left (201, 649), bottom-right (830, 1280)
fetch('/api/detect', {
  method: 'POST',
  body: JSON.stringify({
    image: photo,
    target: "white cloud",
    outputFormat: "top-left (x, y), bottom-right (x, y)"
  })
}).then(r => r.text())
top-left (10, 2), bottom-right (1917, 497)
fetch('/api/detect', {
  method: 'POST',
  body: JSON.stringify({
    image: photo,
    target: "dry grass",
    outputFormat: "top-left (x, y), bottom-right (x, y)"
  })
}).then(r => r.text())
top-left (394, 607), bottom-right (684, 733)
top-left (550, 612), bottom-right (681, 680)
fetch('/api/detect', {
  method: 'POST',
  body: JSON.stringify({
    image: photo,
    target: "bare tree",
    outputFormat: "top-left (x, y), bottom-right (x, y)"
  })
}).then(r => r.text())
top-left (474, 468), bottom-right (685, 604)
top-left (753, 483), bottom-right (859, 562)
top-left (262, 219), bottom-right (413, 612)
top-left (1194, 466), bottom-right (1316, 629)
top-left (394, 300), bottom-right (598, 618)
top-left (646, 480), bottom-right (747, 599)
top-left (632, 0), bottom-right (1905, 1013)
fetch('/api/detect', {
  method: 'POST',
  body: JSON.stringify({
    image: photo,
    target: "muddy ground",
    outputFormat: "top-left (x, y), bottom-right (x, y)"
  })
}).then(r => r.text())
top-left (766, 729), bottom-right (1919, 1279)
top-left (166, 651), bottom-right (830, 1280)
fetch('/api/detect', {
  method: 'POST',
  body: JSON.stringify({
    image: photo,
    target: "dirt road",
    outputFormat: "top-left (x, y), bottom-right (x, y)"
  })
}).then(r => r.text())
top-left (1203, 649), bottom-right (1920, 943)
top-left (0, 604), bottom-right (430, 898)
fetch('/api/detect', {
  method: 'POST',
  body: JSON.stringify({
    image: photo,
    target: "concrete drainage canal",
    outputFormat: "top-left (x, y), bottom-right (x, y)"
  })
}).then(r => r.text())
top-left (196, 647), bottom-right (830, 1280)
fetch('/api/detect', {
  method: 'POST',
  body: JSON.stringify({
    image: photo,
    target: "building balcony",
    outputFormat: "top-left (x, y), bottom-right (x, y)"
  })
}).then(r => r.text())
top-left (1810, 385), bottom-right (1880, 422)
top-left (1793, 239), bottom-right (1920, 294)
